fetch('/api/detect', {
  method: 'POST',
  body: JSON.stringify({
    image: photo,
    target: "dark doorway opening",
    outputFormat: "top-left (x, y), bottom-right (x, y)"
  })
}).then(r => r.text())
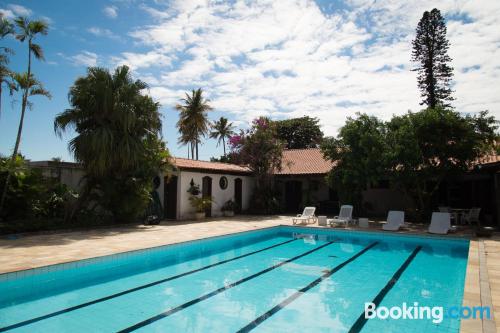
top-left (285, 180), bottom-right (302, 213)
top-left (202, 176), bottom-right (212, 217)
top-left (234, 178), bottom-right (242, 213)
top-left (164, 176), bottom-right (178, 219)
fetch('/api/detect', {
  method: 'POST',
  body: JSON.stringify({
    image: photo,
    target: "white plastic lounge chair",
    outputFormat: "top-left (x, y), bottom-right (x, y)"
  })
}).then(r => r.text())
top-left (382, 211), bottom-right (405, 231)
top-left (293, 207), bottom-right (317, 225)
top-left (428, 212), bottom-right (452, 235)
top-left (328, 205), bottom-right (353, 227)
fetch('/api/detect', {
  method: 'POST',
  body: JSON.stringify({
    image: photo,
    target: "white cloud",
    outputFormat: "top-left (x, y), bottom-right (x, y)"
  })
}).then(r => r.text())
top-left (59, 51), bottom-right (98, 67)
top-left (87, 27), bottom-right (121, 40)
top-left (8, 4), bottom-right (32, 16)
top-left (111, 51), bottom-right (172, 70)
top-left (1, 4), bottom-right (32, 18)
top-left (103, 5), bottom-right (118, 19)
top-left (126, 0), bottom-right (500, 135)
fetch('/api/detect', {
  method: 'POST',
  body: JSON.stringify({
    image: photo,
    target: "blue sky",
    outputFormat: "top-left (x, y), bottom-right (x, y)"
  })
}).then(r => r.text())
top-left (1, 0), bottom-right (499, 162)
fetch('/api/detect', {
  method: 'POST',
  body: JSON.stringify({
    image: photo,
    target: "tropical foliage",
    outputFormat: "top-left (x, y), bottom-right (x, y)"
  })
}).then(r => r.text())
top-left (0, 16), bottom-right (50, 215)
top-left (230, 117), bottom-right (284, 213)
top-left (0, 15), bottom-right (15, 119)
top-left (321, 108), bottom-right (499, 221)
top-left (210, 116), bottom-right (235, 155)
top-left (386, 108), bottom-right (498, 221)
top-left (274, 116), bottom-right (324, 149)
top-left (54, 66), bottom-right (170, 223)
top-left (321, 113), bottom-right (387, 210)
top-left (0, 155), bottom-right (76, 223)
top-left (188, 195), bottom-right (213, 213)
top-left (175, 88), bottom-right (213, 160)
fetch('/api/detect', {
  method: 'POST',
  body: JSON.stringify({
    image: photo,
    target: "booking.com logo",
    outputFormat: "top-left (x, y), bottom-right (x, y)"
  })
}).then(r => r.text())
top-left (365, 302), bottom-right (492, 323)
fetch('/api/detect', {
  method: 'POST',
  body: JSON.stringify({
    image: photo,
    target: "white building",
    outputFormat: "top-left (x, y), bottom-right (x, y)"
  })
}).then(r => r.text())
top-left (162, 158), bottom-right (255, 220)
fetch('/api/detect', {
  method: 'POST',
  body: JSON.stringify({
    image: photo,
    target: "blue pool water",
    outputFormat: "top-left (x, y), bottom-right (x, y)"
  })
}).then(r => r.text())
top-left (0, 226), bottom-right (469, 332)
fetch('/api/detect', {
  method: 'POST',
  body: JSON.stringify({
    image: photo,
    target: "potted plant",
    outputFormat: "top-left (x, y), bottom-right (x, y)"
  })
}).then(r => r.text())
top-left (221, 199), bottom-right (236, 217)
top-left (189, 196), bottom-right (213, 220)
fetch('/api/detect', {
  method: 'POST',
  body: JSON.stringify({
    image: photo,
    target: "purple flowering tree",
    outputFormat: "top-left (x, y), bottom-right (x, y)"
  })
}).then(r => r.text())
top-left (229, 117), bottom-right (285, 213)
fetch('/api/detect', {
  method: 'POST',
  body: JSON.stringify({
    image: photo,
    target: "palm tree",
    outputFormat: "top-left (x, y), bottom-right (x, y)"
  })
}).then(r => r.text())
top-left (0, 16), bottom-right (15, 119)
top-left (0, 17), bottom-right (49, 214)
top-left (175, 88), bottom-right (213, 160)
top-left (210, 117), bottom-right (235, 155)
top-left (53, 66), bottom-right (165, 222)
top-left (54, 66), bottom-right (162, 177)
top-left (0, 73), bottom-right (50, 212)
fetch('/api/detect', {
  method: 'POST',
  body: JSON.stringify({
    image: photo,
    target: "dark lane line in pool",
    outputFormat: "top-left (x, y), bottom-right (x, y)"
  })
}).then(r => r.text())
top-left (0, 238), bottom-right (298, 332)
top-left (348, 246), bottom-right (422, 333)
top-left (116, 240), bottom-right (337, 333)
top-left (236, 241), bottom-right (379, 333)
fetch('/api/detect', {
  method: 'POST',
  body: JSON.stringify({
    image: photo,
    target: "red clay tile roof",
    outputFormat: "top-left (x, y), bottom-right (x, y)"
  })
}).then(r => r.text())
top-left (275, 148), bottom-right (334, 175)
top-left (171, 157), bottom-right (252, 174)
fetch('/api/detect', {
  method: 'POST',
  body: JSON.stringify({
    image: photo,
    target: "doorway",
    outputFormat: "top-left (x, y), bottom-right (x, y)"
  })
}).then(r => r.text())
top-left (234, 178), bottom-right (242, 213)
top-left (285, 180), bottom-right (302, 213)
top-left (163, 176), bottom-right (178, 219)
top-left (202, 176), bottom-right (212, 217)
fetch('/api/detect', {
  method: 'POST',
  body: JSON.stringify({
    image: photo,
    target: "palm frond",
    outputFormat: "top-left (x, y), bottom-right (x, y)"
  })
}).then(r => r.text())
top-left (29, 43), bottom-right (44, 60)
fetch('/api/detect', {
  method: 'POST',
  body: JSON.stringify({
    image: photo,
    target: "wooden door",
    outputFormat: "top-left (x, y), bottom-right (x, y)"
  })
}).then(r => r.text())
top-left (164, 176), bottom-right (178, 219)
top-left (234, 178), bottom-right (242, 213)
top-left (202, 176), bottom-right (212, 217)
top-left (285, 180), bottom-right (302, 213)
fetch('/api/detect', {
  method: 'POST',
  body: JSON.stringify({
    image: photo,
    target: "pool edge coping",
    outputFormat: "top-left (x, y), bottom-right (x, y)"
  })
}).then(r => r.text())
top-left (1, 224), bottom-right (470, 278)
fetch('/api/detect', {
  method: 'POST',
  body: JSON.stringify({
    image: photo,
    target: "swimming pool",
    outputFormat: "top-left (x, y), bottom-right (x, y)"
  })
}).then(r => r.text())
top-left (0, 226), bottom-right (469, 332)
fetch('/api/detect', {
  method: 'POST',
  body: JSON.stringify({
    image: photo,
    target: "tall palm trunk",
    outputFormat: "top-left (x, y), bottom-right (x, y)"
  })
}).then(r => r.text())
top-left (222, 137), bottom-right (226, 155)
top-left (0, 40), bottom-right (31, 214)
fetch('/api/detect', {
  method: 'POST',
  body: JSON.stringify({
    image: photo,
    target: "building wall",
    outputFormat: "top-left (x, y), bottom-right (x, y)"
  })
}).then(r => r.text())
top-left (176, 171), bottom-right (254, 220)
top-left (29, 162), bottom-right (86, 191)
top-left (362, 188), bottom-right (414, 217)
top-left (275, 175), bottom-right (331, 212)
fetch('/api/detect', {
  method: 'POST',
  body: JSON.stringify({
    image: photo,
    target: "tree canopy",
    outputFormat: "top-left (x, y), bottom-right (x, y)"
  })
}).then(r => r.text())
top-left (54, 66), bottom-right (170, 222)
top-left (175, 88), bottom-right (213, 160)
top-left (229, 117), bottom-right (284, 213)
top-left (321, 108), bottom-right (499, 221)
top-left (274, 116), bottom-right (323, 149)
top-left (209, 116), bottom-right (235, 155)
top-left (321, 113), bottom-right (387, 209)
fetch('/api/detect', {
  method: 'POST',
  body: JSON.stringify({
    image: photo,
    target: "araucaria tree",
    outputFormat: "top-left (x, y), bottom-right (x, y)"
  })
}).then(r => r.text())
top-left (412, 8), bottom-right (454, 108)
top-left (0, 17), bottom-right (50, 214)
top-left (54, 66), bottom-right (170, 223)
top-left (210, 116), bottom-right (235, 156)
top-left (175, 88), bottom-right (213, 160)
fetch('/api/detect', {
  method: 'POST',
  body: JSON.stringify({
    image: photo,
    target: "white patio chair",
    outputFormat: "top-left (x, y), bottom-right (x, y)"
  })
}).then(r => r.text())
top-left (428, 212), bottom-right (452, 235)
top-left (328, 205), bottom-right (353, 227)
top-left (292, 207), bottom-right (317, 225)
top-left (462, 208), bottom-right (481, 225)
top-left (382, 211), bottom-right (405, 231)
top-left (438, 206), bottom-right (450, 213)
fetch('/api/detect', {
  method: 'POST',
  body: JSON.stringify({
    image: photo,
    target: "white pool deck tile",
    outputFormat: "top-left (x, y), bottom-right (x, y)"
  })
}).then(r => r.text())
top-left (0, 215), bottom-right (498, 333)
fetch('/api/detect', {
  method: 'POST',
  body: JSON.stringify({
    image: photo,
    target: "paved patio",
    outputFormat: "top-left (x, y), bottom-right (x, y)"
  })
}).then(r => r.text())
top-left (0, 215), bottom-right (498, 333)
